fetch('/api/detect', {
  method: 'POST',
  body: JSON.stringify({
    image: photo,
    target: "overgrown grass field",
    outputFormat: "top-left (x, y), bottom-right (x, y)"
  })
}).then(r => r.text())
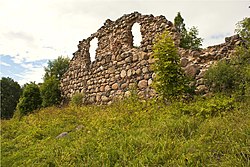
top-left (1, 95), bottom-right (250, 166)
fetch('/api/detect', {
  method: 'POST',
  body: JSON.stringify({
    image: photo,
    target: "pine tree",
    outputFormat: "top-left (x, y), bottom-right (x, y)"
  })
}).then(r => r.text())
top-left (174, 12), bottom-right (203, 50)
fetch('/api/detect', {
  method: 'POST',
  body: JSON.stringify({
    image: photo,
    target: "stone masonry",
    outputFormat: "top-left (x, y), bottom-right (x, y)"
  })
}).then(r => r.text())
top-left (61, 12), bottom-right (242, 104)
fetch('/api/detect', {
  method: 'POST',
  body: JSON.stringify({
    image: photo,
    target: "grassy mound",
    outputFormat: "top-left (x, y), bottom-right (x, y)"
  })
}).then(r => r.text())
top-left (1, 95), bottom-right (249, 166)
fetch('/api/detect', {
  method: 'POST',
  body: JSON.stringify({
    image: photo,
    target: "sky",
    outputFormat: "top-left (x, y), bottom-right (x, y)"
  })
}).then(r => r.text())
top-left (0, 0), bottom-right (249, 85)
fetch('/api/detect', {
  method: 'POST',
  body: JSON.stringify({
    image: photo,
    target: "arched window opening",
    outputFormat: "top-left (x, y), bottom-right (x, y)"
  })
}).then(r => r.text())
top-left (89, 38), bottom-right (98, 62)
top-left (131, 23), bottom-right (142, 47)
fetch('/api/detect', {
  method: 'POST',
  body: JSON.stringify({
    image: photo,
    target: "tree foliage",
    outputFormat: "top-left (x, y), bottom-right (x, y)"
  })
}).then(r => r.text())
top-left (42, 56), bottom-right (70, 107)
top-left (44, 56), bottom-right (70, 81)
top-left (180, 27), bottom-right (203, 50)
top-left (174, 12), bottom-right (186, 34)
top-left (16, 82), bottom-right (42, 116)
top-left (152, 30), bottom-right (191, 101)
top-left (174, 12), bottom-right (203, 50)
top-left (204, 60), bottom-right (238, 93)
top-left (0, 77), bottom-right (21, 119)
top-left (40, 76), bottom-right (61, 107)
top-left (204, 52), bottom-right (250, 98)
top-left (235, 17), bottom-right (250, 44)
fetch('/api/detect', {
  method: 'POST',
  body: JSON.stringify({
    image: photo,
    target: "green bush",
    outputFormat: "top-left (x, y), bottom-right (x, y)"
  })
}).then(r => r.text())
top-left (40, 76), bottom-right (61, 107)
top-left (204, 48), bottom-right (250, 98)
top-left (16, 82), bottom-right (42, 117)
top-left (204, 60), bottom-right (237, 93)
top-left (70, 92), bottom-right (85, 107)
top-left (177, 95), bottom-right (235, 118)
top-left (152, 30), bottom-right (192, 101)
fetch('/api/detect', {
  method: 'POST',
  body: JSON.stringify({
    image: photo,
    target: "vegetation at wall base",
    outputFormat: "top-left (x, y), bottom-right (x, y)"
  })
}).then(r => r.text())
top-left (40, 76), bottom-right (61, 107)
top-left (70, 92), bottom-right (86, 107)
top-left (41, 56), bottom-right (70, 108)
top-left (1, 94), bottom-right (249, 166)
top-left (152, 30), bottom-right (193, 101)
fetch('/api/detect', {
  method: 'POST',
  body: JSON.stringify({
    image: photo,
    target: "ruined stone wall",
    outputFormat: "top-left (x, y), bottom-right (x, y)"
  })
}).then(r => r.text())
top-left (61, 12), bottom-right (242, 104)
top-left (179, 34), bottom-right (242, 93)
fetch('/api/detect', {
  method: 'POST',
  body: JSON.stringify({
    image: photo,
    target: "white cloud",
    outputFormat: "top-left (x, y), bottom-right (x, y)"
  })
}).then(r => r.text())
top-left (0, 61), bottom-right (11, 67)
top-left (1, 1), bottom-right (248, 60)
top-left (17, 66), bottom-right (45, 86)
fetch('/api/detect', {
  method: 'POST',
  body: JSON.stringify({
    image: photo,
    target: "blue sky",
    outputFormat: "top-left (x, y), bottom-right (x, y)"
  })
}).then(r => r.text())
top-left (0, 0), bottom-right (249, 85)
top-left (0, 54), bottom-right (47, 84)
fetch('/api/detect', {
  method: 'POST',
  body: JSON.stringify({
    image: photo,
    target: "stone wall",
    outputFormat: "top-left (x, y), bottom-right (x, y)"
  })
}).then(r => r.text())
top-left (179, 34), bottom-right (242, 94)
top-left (61, 12), bottom-right (242, 104)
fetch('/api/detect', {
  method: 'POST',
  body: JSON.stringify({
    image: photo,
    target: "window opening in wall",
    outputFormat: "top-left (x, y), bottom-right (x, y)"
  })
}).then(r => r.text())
top-left (89, 37), bottom-right (98, 62)
top-left (131, 23), bottom-right (142, 47)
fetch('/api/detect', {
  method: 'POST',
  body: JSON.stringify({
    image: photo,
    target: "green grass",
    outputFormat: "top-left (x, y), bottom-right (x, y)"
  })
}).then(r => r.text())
top-left (1, 95), bottom-right (250, 166)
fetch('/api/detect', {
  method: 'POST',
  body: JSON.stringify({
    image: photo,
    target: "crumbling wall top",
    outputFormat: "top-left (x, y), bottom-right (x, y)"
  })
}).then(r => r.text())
top-left (70, 12), bottom-right (178, 70)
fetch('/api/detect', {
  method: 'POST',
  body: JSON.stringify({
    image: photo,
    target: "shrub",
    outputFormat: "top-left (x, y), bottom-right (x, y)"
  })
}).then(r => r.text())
top-left (178, 95), bottom-right (235, 118)
top-left (16, 82), bottom-right (42, 117)
top-left (40, 76), bottom-right (61, 107)
top-left (152, 30), bottom-right (191, 101)
top-left (204, 60), bottom-right (237, 93)
top-left (70, 93), bottom-right (85, 107)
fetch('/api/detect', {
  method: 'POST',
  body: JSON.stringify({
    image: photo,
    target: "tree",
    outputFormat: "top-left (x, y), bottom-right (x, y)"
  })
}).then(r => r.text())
top-left (181, 27), bottom-right (203, 50)
top-left (0, 77), bottom-right (21, 119)
top-left (16, 82), bottom-right (42, 116)
top-left (152, 30), bottom-right (191, 101)
top-left (41, 56), bottom-right (70, 107)
top-left (40, 76), bottom-right (61, 107)
top-left (234, 17), bottom-right (250, 97)
top-left (174, 12), bottom-right (203, 50)
top-left (44, 56), bottom-right (70, 81)
top-left (174, 12), bottom-right (186, 34)
top-left (235, 17), bottom-right (250, 44)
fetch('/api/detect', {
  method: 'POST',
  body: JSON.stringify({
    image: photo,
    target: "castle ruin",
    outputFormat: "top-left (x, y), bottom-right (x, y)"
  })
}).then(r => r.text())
top-left (60, 12), bottom-right (242, 104)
